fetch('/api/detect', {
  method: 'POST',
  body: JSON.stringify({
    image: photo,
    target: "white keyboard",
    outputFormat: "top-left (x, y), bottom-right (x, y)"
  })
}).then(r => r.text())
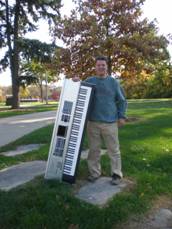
top-left (45, 79), bottom-right (94, 183)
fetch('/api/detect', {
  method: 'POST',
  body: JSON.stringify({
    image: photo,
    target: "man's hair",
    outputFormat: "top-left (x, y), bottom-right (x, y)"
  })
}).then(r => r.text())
top-left (95, 56), bottom-right (108, 63)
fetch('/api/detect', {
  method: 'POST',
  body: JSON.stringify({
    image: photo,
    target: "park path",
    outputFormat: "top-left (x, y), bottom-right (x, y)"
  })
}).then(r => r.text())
top-left (0, 111), bottom-right (56, 147)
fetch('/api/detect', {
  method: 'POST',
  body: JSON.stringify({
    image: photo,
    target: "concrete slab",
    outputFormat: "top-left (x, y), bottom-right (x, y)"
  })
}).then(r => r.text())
top-left (0, 161), bottom-right (46, 191)
top-left (1, 144), bottom-right (44, 157)
top-left (149, 208), bottom-right (172, 229)
top-left (119, 207), bottom-right (172, 229)
top-left (75, 176), bottom-right (131, 206)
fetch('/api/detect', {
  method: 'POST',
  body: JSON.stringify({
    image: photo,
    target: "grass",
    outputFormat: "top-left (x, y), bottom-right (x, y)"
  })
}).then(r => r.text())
top-left (0, 101), bottom-right (58, 118)
top-left (0, 99), bottom-right (172, 228)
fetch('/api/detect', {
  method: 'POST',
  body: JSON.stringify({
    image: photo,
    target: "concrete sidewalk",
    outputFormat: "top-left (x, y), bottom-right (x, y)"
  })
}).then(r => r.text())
top-left (0, 161), bottom-right (46, 191)
top-left (0, 111), bottom-right (56, 147)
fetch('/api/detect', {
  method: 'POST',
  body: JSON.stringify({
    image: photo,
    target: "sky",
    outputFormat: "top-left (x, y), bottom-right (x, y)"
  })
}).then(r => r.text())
top-left (0, 0), bottom-right (172, 86)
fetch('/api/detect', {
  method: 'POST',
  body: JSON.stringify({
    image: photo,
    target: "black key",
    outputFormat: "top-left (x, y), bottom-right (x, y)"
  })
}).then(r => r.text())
top-left (78, 95), bottom-right (86, 100)
top-left (67, 149), bottom-right (75, 154)
top-left (64, 165), bottom-right (72, 171)
top-left (72, 124), bottom-right (80, 129)
top-left (70, 136), bottom-right (78, 142)
top-left (77, 100), bottom-right (85, 107)
top-left (79, 88), bottom-right (88, 94)
top-left (71, 131), bottom-right (79, 136)
top-left (74, 113), bottom-right (82, 119)
top-left (68, 142), bottom-right (76, 147)
top-left (67, 148), bottom-right (75, 152)
top-left (66, 155), bottom-right (74, 159)
top-left (73, 119), bottom-right (81, 124)
top-left (65, 160), bottom-right (72, 166)
top-left (76, 107), bottom-right (84, 112)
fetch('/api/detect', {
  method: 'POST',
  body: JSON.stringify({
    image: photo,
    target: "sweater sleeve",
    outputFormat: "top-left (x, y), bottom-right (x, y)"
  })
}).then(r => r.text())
top-left (115, 80), bottom-right (127, 119)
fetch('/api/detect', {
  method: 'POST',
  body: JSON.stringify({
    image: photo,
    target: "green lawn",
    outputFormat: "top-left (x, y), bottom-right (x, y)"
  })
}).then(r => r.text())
top-left (0, 99), bottom-right (172, 229)
top-left (0, 101), bottom-right (58, 118)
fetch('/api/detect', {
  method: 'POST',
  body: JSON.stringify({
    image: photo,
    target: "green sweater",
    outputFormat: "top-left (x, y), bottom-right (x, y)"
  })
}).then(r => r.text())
top-left (85, 76), bottom-right (127, 123)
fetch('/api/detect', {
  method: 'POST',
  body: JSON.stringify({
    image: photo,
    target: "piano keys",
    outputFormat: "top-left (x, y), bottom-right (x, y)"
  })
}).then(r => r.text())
top-left (45, 78), bottom-right (94, 183)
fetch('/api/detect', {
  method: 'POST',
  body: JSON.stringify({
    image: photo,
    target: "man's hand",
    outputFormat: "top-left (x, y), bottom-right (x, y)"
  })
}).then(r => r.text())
top-left (72, 76), bottom-right (80, 82)
top-left (118, 118), bottom-right (126, 127)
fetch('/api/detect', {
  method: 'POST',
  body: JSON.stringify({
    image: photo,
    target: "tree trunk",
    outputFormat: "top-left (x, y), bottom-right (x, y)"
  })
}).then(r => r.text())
top-left (39, 81), bottom-right (44, 103)
top-left (105, 21), bottom-right (112, 76)
top-left (11, 74), bottom-right (20, 108)
top-left (107, 55), bottom-right (112, 75)
top-left (45, 75), bottom-right (48, 105)
top-left (5, 0), bottom-right (20, 109)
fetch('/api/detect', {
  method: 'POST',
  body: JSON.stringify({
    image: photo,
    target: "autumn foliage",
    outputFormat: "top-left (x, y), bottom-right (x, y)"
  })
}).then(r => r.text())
top-left (55, 0), bottom-right (170, 82)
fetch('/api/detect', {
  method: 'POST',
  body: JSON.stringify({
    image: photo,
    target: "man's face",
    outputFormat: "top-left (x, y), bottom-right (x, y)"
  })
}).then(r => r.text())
top-left (95, 60), bottom-right (108, 77)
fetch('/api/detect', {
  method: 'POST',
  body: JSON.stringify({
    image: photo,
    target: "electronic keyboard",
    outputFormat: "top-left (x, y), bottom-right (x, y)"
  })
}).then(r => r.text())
top-left (45, 78), bottom-right (94, 183)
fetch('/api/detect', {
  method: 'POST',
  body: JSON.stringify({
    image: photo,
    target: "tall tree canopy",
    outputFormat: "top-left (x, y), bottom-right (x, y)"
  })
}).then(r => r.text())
top-left (54, 0), bottom-right (170, 81)
top-left (19, 38), bottom-right (61, 102)
top-left (0, 0), bottom-right (61, 108)
top-left (19, 38), bottom-right (60, 86)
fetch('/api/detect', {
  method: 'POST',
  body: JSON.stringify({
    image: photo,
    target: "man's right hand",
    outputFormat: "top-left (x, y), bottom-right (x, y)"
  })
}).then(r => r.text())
top-left (118, 118), bottom-right (126, 127)
top-left (72, 76), bottom-right (80, 82)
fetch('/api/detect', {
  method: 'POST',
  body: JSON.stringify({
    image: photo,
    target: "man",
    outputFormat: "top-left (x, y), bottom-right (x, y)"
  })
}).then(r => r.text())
top-left (73, 56), bottom-right (127, 185)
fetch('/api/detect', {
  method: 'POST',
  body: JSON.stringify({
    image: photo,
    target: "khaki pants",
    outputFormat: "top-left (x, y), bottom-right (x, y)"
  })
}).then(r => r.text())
top-left (87, 121), bottom-right (122, 178)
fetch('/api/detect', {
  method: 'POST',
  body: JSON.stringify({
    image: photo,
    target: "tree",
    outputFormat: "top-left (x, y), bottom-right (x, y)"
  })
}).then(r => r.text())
top-left (54, 0), bottom-right (170, 81)
top-left (21, 60), bottom-right (57, 103)
top-left (19, 87), bottom-right (30, 98)
top-left (146, 63), bottom-right (172, 98)
top-left (0, 85), bottom-right (12, 102)
top-left (122, 61), bottom-right (172, 99)
top-left (27, 85), bottom-right (40, 99)
top-left (0, 87), bottom-right (3, 102)
top-left (18, 38), bottom-right (61, 103)
top-left (0, 0), bottom-right (61, 108)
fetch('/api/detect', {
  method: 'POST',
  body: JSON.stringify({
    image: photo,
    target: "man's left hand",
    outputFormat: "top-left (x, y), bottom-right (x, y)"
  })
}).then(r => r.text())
top-left (118, 118), bottom-right (126, 127)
